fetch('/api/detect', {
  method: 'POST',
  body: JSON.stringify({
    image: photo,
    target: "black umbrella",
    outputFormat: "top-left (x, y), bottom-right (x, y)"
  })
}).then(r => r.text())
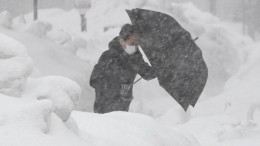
top-left (126, 8), bottom-right (208, 111)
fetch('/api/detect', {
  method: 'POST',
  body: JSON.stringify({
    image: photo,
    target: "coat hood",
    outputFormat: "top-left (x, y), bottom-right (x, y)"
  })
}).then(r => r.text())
top-left (108, 36), bottom-right (125, 55)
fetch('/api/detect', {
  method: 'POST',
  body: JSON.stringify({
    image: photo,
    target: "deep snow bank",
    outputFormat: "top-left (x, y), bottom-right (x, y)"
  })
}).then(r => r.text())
top-left (0, 33), bottom-right (34, 97)
top-left (0, 93), bottom-right (96, 146)
top-left (72, 111), bottom-right (200, 146)
top-left (0, 93), bottom-right (200, 146)
top-left (23, 76), bottom-right (82, 121)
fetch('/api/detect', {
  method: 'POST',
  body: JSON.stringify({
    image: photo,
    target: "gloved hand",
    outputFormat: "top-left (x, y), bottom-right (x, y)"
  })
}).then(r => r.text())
top-left (120, 84), bottom-right (132, 97)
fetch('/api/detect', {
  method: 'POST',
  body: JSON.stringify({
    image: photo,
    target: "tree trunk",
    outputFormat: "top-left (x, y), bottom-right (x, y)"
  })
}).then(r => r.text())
top-left (80, 14), bottom-right (86, 32)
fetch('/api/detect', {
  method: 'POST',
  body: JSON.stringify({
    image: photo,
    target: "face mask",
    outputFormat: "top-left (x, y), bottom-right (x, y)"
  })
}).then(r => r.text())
top-left (125, 44), bottom-right (137, 55)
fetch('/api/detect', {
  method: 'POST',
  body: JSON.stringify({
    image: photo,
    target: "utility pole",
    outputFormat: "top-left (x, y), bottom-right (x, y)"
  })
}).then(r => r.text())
top-left (80, 14), bottom-right (87, 32)
top-left (33, 0), bottom-right (38, 21)
top-left (242, 0), bottom-right (246, 35)
top-left (74, 0), bottom-right (91, 32)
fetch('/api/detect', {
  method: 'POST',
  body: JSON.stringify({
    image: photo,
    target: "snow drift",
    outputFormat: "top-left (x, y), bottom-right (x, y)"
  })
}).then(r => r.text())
top-left (23, 76), bottom-right (81, 122)
top-left (72, 111), bottom-right (200, 146)
top-left (0, 33), bottom-right (34, 97)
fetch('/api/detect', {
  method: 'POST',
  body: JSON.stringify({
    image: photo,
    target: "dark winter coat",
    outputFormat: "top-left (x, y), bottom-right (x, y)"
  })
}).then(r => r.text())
top-left (90, 37), bottom-right (156, 113)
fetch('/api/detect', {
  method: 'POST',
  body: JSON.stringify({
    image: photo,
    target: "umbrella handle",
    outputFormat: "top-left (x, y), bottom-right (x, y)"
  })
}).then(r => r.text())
top-left (193, 37), bottom-right (199, 41)
top-left (132, 77), bottom-right (143, 85)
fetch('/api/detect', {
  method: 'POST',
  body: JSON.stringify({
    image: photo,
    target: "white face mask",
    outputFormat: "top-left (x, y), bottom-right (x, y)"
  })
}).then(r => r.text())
top-left (125, 44), bottom-right (137, 55)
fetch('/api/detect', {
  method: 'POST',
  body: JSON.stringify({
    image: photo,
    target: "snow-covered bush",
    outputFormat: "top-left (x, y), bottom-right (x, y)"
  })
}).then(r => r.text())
top-left (46, 27), bottom-right (87, 54)
top-left (11, 15), bottom-right (27, 30)
top-left (0, 94), bottom-right (53, 133)
top-left (71, 36), bottom-right (87, 49)
top-left (25, 21), bottom-right (53, 37)
top-left (0, 33), bottom-right (34, 97)
top-left (0, 11), bottom-right (13, 29)
top-left (0, 93), bottom-right (94, 146)
top-left (63, 36), bottom-right (87, 54)
top-left (47, 29), bottom-right (72, 45)
top-left (23, 76), bottom-right (81, 122)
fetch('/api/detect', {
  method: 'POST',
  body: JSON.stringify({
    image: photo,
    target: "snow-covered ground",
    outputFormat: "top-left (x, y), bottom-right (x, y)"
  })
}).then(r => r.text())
top-left (0, 0), bottom-right (260, 145)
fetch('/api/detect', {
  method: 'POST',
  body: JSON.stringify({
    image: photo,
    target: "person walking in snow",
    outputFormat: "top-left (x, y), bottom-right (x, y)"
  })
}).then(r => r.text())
top-left (90, 24), bottom-right (157, 113)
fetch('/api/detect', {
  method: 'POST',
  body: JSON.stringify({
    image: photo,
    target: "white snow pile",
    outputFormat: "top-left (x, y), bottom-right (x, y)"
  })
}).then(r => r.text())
top-left (175, 114), bottom-right (260, 146)
top-left (47, 29), bottom-right (72, 45)
top-left (157, 105), bottom-right (260, 146)
top-left (177, 115), bottom-right (244, 145)
top-left (62, 36), bottom-right (87, 54)
top-left (0, 93), bottom-right (95, 146)
top-left (0, 33), bottom-right (34, 97)
top-left (0, 26), bottom-right (94, 111)
top-left (0, 11), bottom-right (12, 29)
top-left (0, 94), bottom-right (200, 146)
top-left (0, 33), bottom-right (92, 146)
top-left (72, 111), bottom-right (200, 146)
top-left (158, 106), bottom-right (191, 126)
top-left (22, 76), bottom-right (81, 122)
top-left (25, 21), bottom-right (53, 37)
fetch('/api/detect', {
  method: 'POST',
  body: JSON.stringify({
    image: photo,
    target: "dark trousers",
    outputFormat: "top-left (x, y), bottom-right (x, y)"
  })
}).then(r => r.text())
top-left (94, 92), bottom-right (132, 114)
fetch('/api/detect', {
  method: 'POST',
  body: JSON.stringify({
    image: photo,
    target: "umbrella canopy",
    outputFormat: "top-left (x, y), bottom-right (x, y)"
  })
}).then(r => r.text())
top-left (126, 8), bottom-right (208, 111)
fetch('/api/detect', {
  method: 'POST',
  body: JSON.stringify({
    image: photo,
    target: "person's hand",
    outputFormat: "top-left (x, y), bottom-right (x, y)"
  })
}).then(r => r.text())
top-left (120, 84), bottom-right (132, 97)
